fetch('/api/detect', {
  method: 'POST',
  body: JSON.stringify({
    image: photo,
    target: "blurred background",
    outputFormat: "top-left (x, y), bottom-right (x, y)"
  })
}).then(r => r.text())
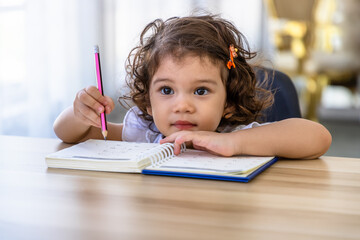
top-left (0, 0), bottom-right (359, 157)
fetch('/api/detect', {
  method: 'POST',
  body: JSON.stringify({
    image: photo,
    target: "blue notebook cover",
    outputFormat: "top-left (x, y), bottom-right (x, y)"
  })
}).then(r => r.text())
top-left (142, 157), bottom-right (278, 182)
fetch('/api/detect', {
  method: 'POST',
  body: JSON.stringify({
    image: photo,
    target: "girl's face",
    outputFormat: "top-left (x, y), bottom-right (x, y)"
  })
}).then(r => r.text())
top-left (147, 54), bottom-right (229, 137)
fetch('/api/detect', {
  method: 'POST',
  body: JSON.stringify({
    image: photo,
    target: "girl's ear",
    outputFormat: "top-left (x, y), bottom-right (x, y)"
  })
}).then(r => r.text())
top-left (223, 104), bottom-right (235, 119)
top-left (147, 106), bottom-right (153, 116)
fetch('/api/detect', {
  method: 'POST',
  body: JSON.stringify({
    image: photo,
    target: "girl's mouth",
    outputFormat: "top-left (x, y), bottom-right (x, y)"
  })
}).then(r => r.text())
top-left (172, 120), bottom-right (197, 130)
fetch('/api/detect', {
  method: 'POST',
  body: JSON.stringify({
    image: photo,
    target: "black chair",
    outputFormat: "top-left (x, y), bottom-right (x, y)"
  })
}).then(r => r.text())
top-left (255, 68), bottom-right (302, 122)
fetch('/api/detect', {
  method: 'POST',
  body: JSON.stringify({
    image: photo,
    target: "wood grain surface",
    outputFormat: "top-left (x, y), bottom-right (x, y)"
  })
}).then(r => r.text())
top-left (0, 135), bottom-right (359, 240)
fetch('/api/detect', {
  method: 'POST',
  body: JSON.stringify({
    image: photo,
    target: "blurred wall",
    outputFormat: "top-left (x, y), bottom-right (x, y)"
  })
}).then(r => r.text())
top-left (0, 0), bottom-right (266, 138)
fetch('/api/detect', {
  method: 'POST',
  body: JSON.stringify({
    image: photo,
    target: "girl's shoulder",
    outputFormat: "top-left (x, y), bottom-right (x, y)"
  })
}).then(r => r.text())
top-left (122, 106), bottom-right (163, 143)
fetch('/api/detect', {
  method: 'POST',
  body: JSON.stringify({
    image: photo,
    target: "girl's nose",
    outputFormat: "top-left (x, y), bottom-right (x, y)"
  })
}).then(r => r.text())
top-left (173, 94), bottom-right (195, 113)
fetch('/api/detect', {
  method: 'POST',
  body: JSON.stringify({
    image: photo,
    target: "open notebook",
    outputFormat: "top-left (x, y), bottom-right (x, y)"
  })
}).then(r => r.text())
top-left (46, 139), bottom-right (277, 182)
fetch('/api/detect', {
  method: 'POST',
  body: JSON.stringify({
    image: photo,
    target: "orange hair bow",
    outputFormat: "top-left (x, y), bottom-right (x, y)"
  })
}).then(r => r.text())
top-left (227, 44), bottom-right (238, 69)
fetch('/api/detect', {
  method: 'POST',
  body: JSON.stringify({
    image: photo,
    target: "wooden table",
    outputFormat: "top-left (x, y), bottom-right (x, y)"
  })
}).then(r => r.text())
top-left (0, 135), bottom-right (359, 240)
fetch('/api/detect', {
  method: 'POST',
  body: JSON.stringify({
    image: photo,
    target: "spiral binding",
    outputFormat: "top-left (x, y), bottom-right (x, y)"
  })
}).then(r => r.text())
top-left (136, 143), bottom-right (186, 168)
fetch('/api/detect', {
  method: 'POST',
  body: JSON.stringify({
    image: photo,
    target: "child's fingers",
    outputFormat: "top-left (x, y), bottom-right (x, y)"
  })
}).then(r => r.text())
top-left (77, 88), bottom-right (105, 114)
top-left (161, 131), bottom-right (231, 156)
top-left (85, 86), bottom-right (111, 107)
top-left (161, 132), bottom-right (192, 155)
top-left (103, 96), bottom-right (115, 114)
top-left (161, 131), bottom-right (192, 144)
top-left (83, 86), bottom-right (115, 114)
top-left (73, 98), bottom-right (102, 128)
top-left (77, 108), bottom-right (101, 128)
top-left (85, 85), bottom-right (103, 99)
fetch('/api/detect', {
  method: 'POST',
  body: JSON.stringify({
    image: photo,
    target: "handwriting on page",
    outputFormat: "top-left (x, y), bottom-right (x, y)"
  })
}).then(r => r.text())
top-left (64, 140), bottom-right (158, 160)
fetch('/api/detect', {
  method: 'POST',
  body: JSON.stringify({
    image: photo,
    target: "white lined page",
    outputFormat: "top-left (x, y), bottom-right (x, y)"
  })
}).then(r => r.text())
top-left (156, 150), bottom-right (274, 173)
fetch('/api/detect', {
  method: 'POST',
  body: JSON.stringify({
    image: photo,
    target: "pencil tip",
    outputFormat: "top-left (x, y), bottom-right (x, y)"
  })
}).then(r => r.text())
top-left (102, 130), bottom-right (108, 140)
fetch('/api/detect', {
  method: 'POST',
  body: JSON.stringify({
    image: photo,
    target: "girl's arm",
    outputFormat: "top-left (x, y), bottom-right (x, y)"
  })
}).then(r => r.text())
top-left (53, 86), bottom-right (123, 143)
top-left (161, 118), bottom-right (332, 159)
top-left (53, 106), bottom-right (123, 143)
top-left (230, 118), bottom-right (332, 159)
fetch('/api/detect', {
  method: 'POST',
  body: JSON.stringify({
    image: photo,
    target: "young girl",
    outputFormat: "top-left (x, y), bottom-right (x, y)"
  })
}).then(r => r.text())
top-left (53, 14), bottom-right (332, 159)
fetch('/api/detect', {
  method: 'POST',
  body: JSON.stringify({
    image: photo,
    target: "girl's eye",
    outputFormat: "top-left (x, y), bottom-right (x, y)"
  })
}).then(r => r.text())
top-left (160, 87), bottom-right (174, 95)
top-left (194, 87), bottom-right (208, 95)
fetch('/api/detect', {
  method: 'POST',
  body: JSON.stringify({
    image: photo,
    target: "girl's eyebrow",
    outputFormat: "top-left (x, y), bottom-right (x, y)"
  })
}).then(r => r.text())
top-left (194, 79), bottom-right (219, 86)
top-left (152, 78), bottom-right (219, 86)
top-left (152, 78), bottom-right (172, 85)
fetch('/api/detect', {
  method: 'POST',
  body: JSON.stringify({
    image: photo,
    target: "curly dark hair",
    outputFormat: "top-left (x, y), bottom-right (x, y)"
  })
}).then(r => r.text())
top-left (121, 14), bottom-right (273, 128)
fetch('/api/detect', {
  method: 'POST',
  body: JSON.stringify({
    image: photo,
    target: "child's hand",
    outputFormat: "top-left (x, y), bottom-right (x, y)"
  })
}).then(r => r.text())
top-left (73, 86), bottom-right (115, 128)
top-left (160, 131), bottom-right (236, 157)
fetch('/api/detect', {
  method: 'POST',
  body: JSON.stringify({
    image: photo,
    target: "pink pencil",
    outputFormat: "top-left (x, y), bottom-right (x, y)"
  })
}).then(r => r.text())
top-left (94, 45), bottom-right (108, 140)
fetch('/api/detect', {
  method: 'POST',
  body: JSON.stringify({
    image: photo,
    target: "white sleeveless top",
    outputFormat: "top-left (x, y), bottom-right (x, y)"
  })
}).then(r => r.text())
top-left (122, 106), bottom-right (269, 143)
